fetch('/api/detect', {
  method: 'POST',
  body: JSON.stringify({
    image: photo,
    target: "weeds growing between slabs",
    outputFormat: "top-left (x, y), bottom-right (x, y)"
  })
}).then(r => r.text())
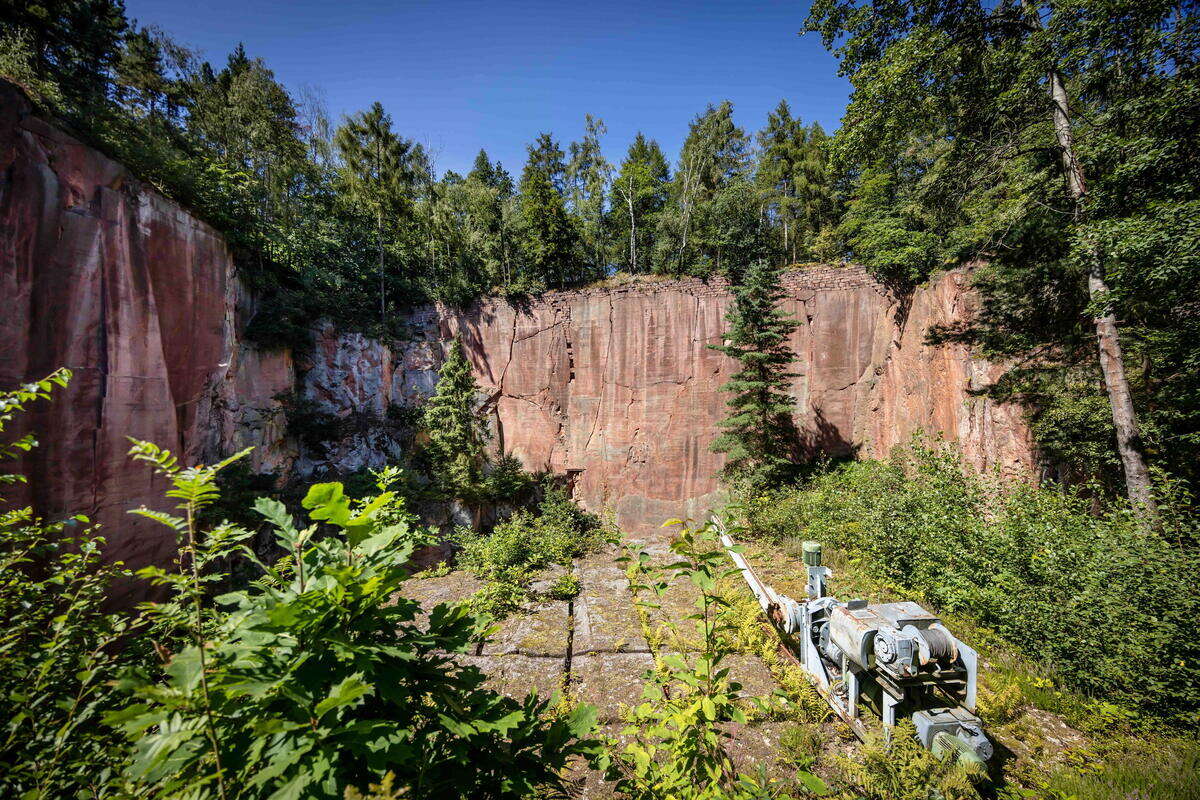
top-left (455, 486), bottom-right (604, 616)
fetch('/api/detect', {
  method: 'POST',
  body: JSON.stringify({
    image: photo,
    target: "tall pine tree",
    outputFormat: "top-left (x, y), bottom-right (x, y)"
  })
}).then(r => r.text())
top-left (422, 339), bottom-right (490, 505)
top-left (756, 101), bottom-right (837, 264)
top-left (334, 102), bottom-right (417, 322)
top-left (709, 260), bottom-right (799, 488)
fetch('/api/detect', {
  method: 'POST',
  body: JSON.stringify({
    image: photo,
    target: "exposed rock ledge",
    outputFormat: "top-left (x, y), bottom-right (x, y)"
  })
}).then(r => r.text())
top-left (279, 267), bottom-right (1034, 536)
top-left (1, 79), bottom-right (1033, 589)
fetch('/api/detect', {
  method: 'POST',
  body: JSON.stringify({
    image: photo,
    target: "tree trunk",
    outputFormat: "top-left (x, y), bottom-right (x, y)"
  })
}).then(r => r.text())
top-left (377, 209), bottom-right (385, 324)
top-left (678, 155), bottom-right (697, 270)
top-left (1049, 68), bottom-right (1157, 517)
top-left (627, 180), bottom-right (637, 273)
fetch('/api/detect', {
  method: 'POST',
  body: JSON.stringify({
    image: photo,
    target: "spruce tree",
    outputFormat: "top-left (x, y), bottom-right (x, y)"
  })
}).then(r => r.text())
top-left (517, 133), bottom-right (577, 289)
top-left (468, 149), bottom-right (514, 195)
top-left (709, 260), bottom-right (799, 488)
top-left (334, 102), bottom-right (416, 322)
top-left (422, 338), bottom-right (490, 503)
top-left (114, 26), bottom-right (167, 117)
top-left (756, 101), bottom-right (837, 264)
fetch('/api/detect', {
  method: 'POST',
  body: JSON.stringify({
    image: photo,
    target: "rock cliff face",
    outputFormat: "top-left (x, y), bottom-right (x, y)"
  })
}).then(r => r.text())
top-left (287, 270), bottom-right (1034, 533)
top-left (1, 82), bottom-right (1034, 579)
top-left (1, 82), bottom-right (238, 578)
top-left (431, 270), bottom-right (1033, 531)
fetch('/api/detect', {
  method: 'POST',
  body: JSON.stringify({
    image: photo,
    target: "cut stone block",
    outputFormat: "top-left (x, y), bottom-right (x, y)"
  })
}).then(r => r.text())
top-left (640, 580), bottom-right (706, 652)
top-left (573, 552), bottom-right (650, 654)
top-left (481, 599), bottom-right (571, 657)
top-left (725, 654), bottom-right (779, 700)
top-left (575, 549), bottom-right (629, 592)
top-left (574, 590), bottom-right (651, 655)
top-left (458, 654), bottom-right (565, 701)
top-left (394, 570), bottom-right (482, 625)
top-left (570, 652), bottom-right (656, 723)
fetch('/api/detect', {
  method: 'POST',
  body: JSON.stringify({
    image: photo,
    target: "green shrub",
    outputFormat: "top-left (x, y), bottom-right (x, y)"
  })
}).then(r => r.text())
top-left (740, 436), bottom-right (1200, 725)
top-left (2, 370), bottom-right (600, 798)
top-left (1040, 735), bottom-right (1200, 800)
top-left (480, 453), bottom-right (537, 505)
top-left (1, 511), bottom-right (140, 800)
top-left (0, 370), bottom-right (142, 798)
top-left (457, 487), bottom-right (602, 615)
top-left (547, 572), bottom-right (581, 600)
top-left (110, 447), bottom-right (599, 799)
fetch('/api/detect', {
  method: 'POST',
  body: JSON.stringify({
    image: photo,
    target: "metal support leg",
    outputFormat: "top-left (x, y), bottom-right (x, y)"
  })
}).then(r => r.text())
top-left (882, 691), bottom-right (899, 728)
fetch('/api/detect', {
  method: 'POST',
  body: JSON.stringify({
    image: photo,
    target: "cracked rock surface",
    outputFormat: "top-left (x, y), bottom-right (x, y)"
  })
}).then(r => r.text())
top-left (5, 78), bottom-right (1032, 592)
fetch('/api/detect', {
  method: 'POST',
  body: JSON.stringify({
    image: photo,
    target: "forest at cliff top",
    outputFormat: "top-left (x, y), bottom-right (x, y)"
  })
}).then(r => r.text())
top-left (6, 0), bottom-right (1199, 493)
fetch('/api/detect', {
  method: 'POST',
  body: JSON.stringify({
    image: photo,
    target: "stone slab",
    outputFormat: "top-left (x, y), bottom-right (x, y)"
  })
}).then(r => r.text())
top-left (725, 654), bottom-right (779, 700)
top-left (458, 654), bottom-right (565, 701)
top-left (394, 570), bottom-right (482, 627)
top-left (573, 551), bottom-right (650, 654)
top-left (641, 580), bottom-right (706, 653)
top-left (570, 652), bottom-right (656, 723)
top-left (480, 599), bottom-right (571, 657)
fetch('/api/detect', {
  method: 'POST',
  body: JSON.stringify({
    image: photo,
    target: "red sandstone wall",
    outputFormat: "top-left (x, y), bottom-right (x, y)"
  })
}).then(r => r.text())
top-left (437, 271), bottom-right (1035, 533)
top-left (0, 82), bottom-right (248, 579)
top-left (1, 80), bottom-right (1035, 570)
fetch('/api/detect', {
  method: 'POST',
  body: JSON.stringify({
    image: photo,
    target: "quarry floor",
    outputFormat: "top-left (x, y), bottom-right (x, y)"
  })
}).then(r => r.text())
top-left (400, 532), bottom-right (1094, 798)
top-left (400, 532), bottom-right (854, 797)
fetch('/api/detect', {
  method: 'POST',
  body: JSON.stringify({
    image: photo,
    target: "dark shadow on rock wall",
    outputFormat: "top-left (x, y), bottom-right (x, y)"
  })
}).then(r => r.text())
top-left (793, 407), bottom-right (860, 480)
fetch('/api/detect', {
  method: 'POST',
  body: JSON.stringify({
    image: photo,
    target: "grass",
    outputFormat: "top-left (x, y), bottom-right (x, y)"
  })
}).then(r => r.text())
top-left (730, 535), bottom-right (1200, 800)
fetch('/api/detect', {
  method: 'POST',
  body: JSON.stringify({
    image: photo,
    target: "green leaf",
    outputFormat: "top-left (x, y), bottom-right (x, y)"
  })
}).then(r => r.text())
top-left (566, 702), bottom-right (598, 737)
top-left (314, 674), bottom-right (373, 720)
top-left (796, 771), bottom-right (830, 795)
top-left (301, 482), bottom-right (352, 528)
top-left (255, 497), bottom-right (298, 536)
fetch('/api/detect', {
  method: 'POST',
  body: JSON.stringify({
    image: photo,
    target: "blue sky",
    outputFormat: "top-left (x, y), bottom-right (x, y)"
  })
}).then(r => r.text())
top-left (124, 0), bottom-right (850, 177)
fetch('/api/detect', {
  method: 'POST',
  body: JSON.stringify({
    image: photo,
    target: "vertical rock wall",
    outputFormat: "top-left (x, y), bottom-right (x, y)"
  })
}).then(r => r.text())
top-left (2, 80), bottom-right (1035, 576)
top-left (0, 83), bottom-right (291, 587)
top-left (431, 270), bottom-right (1033, 533)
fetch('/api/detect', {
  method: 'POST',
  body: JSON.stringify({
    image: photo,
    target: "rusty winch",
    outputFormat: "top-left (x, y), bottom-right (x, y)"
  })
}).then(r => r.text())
top-left (718, 523), bottom-right (993, 765)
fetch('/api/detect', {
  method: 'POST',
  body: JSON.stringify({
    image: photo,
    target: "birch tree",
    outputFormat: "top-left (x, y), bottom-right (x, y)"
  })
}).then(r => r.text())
top-left (807, 0), bottom-right (1200, 514)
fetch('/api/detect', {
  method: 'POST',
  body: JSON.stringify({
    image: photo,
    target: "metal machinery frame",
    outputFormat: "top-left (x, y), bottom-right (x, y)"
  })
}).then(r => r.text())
top-left (717, 521), bottom-right (993, 764)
